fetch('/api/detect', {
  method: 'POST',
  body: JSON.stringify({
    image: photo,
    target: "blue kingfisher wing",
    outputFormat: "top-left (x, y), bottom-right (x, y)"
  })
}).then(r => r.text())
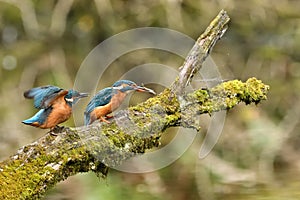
top-left (24, 85), bottom-right (67, 109)
top-left (84, 87), bottom-right (114, 124)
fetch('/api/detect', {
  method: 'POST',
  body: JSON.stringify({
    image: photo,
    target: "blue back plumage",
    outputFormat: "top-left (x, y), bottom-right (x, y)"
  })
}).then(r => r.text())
top-left (24, 85), bottom-right (63, 109)
top-left (84, 87), bottom-right (115, 125)
top-left (112, 80), bottom-right (136, 87)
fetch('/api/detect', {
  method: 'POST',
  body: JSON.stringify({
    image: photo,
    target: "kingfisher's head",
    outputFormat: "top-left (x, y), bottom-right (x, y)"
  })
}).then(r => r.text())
top-left (65, 90), bottom-right (89, 105)
top-left (112, 80), bottom-right (156, 95)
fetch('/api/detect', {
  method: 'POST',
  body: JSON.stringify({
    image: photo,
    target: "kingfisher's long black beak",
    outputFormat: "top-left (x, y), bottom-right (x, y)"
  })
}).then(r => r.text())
top-left (135, 86), bottom-right (156, 95)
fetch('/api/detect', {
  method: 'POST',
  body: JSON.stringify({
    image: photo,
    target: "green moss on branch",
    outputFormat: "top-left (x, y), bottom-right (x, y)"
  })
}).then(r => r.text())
top-left (0, 77), bottom-right (269, 199)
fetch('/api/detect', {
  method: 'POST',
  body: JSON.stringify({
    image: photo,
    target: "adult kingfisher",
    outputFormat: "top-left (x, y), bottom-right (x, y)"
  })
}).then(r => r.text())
top-left (22, 85), bottom-right (88, 129)
top-left (84, 80), bottom-right (156, 125)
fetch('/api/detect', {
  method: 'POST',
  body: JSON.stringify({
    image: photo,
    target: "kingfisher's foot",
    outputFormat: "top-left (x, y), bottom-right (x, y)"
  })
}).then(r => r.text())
top-left (50, 126), bottom-right (65, 136)
top-left (106, 115), bottom-right (114, 119)
top-left (50, 132), bottom-right (58, 136)
top-left (100, 116), bottom-right (111, 124)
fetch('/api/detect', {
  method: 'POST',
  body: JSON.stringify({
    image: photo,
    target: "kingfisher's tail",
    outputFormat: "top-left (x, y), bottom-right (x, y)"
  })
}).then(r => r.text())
top-left (22, 118), bottom-right (36, 125)
top-left (84, 112), bottom-right (90, 126)
top-left (22, 109), bottom-right (46, 126)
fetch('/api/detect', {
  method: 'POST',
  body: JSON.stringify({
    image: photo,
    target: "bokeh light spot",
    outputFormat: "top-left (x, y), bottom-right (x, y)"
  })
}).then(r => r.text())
top-left (2, 55), bottom-right (17, 70)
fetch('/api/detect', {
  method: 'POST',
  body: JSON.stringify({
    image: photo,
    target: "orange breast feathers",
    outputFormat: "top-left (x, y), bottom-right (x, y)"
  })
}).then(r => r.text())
top-left (41, 95), bottom-right (72, 128)
top-left (90, 103), bottom-right (112, 123)
top-left (110, 91), bottom-right (127, 111)
top-left (90, 90), bottom-right (128, 123)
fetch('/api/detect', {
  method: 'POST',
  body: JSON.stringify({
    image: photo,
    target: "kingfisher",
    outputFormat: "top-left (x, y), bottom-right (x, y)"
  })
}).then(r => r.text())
top-left (22, 85), bottom-right (88, 130)
top-left (84, 80), bottom-right (156, 125)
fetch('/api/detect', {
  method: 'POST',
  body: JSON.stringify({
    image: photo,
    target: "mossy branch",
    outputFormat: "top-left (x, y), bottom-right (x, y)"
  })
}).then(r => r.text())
top-left (0, 10), bottom-right (269, 199)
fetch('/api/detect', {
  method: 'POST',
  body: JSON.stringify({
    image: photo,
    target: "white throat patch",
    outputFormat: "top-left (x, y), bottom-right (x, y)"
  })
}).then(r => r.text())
top-left (112, 85), bottom-right (123, 90)
top-left (65, 98), bottom-right (74, 103)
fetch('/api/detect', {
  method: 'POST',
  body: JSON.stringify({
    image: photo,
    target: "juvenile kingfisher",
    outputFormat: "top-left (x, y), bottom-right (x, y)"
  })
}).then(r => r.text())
top-left (22, 85), bottom-right (88, 129)
top-left (84, 80), bottom-right (156, 125)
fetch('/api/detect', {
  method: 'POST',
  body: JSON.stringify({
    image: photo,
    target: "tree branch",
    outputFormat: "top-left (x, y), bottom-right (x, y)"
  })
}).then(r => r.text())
top-left (171, 9), bottom-right (229, 94)
top-left (0, 10), bottom-right (270, 199)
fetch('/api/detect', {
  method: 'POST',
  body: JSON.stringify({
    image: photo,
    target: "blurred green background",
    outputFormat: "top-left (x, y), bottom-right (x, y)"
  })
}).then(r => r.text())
top-left (1, 0), bottom-right (300, 199)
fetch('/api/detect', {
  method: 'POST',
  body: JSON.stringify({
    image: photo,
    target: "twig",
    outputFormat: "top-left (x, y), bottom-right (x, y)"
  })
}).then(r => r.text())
top-left (50, 0), bottom-right (74, 37)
